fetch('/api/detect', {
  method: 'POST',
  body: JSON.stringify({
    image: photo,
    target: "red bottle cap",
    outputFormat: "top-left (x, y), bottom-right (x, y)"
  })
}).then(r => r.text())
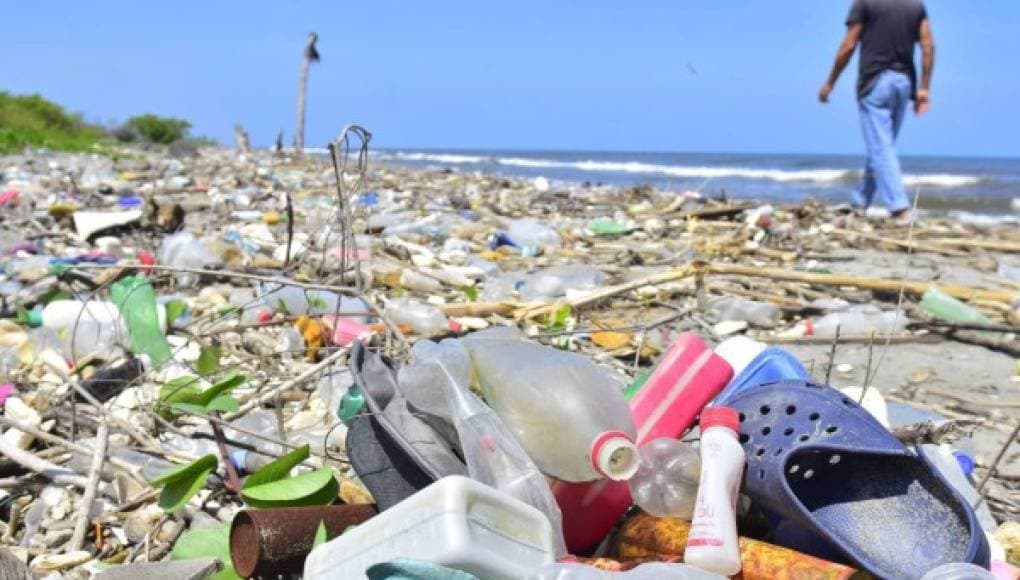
top-left (700, 406), bottom-right (739, 432)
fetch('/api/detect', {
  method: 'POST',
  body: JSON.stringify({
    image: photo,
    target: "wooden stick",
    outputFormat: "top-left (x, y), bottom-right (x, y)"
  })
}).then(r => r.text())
top-left (0, 437), bottom-right (88, 488)
top-left (68, 420), bottom-right (108, 552)
top-left (227, 346), bottom-right (349, 418)
top-left (830, 228), bottom-right (968, 257)
top-left (437, 301), bottom-right (518, 318)
top-left (703, 262), bottom-right (1018, 304)
top-left (517, 263), bottom-right (697, 320)
top-left (927, 237), bottom-right (1020, 253)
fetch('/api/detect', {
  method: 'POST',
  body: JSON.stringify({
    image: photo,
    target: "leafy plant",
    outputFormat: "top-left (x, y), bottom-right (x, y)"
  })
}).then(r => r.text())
top-left (157, 373), bottom-right (246, 419)
top-left (460, 285), bottom-right (478, 302)
top-left (165, 299), bottom-right (188, 327)
top-left (240, 444), bottom-right (339, 509)
top-left (0, 91), bottom-right (105, 154)
top-left (123, 114), bottom-right (191, 145)
top-left (170, 523), bottom-right (241, 580)
top-left (197, 344), bottom-right (222, 376)
top-left (150, 454), bottom-right (217, 513)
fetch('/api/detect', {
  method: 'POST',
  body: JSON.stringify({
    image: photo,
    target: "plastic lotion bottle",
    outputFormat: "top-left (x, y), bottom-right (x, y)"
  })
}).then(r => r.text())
top-left (684, 407), bottom-right (744, 577)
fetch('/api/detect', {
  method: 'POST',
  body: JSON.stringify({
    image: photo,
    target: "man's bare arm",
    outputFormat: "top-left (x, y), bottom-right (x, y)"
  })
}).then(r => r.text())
top-left (916, 18), bottom-right (935, 114)
top-left (819, 24), bottom-right (863, 102)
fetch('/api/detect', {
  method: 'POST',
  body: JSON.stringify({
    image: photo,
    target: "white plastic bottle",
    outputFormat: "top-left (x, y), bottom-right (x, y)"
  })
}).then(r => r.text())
top-left (684, 406), bottom-right (744, 577)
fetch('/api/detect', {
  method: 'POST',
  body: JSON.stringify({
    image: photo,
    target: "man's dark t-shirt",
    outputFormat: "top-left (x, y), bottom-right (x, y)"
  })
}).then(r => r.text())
top-left (846, 0), bottom-right (928, 100)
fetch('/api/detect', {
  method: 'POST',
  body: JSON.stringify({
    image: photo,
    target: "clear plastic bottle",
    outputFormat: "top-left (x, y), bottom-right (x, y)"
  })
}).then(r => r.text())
top-left (804, 305), bottom-right (908, 338)
top-left (384, 297), bottom-right (449, 336)
top-left (685, 407), bottom-right (744, 577)
top-left (158, 232), bottom-right (218, 287)
top-left (462, 327), bottom-right (639, 482)
top-left (628, 438), bottom-right (701, 519)
top-left (399, 339), bottom-right (568, 557)
top-left (708, 296), bottom-right (781, 328)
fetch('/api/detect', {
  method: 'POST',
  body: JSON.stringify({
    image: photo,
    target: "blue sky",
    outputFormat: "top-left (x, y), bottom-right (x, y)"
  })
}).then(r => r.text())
top-left (3, 1), bottom-right (1018, 157)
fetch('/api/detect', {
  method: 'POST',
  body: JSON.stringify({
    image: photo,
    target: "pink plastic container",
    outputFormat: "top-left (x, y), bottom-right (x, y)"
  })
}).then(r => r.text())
top-left (553, 332), bottom-right (734, 553)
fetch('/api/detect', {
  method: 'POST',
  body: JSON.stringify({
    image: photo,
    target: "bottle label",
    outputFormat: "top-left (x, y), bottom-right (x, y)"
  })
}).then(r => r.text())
top-left (687, 538), bottom-right (724, 547)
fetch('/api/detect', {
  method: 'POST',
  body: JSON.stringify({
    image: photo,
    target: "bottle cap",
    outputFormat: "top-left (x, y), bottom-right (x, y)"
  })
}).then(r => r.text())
top-left (952, 450), bottom-right (975, 477)
top-left (590, 431), bottom-right (640, 481)
top-left (701, 406), bottom-right (740, 432)
top-left (25, 309), bottom-right (43, 328)
top-left (714, 336), bottom-right (767, 376)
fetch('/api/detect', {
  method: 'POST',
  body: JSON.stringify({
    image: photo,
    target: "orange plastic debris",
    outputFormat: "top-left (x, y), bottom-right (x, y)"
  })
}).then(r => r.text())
top-left (613, 512), bottom-right (864, 580)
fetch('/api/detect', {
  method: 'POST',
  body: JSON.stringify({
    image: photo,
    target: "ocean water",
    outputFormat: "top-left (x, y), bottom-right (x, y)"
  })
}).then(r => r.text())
top-left (373, 149), bottom-right (1020, 214)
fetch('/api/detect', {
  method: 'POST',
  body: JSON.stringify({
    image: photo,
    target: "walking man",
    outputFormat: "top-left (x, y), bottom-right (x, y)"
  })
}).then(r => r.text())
top-left (819, 0), bottom-right (935, 223)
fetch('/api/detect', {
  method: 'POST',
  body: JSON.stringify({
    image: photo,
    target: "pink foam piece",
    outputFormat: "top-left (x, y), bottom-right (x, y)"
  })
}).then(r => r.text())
top-left (322, 316), bottom-right (373, 346)
top-left (0, 384), bottom-right (15, 407)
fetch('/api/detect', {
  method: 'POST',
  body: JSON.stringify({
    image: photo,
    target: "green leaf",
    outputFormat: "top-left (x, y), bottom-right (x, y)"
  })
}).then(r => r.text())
top-left (308, 295), bottom-right (328, 311)
top-left (460, 285), bottom-right (478, 302)
top-left (241, 467), bottom-right (338, 509)
top-left (242, 444), bottom-right (309, 490)
top-left (197, 372), bottom-right (247, 407)
top-left (170, 523), bottom-right (241, 580)
top-left (276, 298), bottom-right (290, 316)
top-left (158, 376), bottom-right (202, 420)
top-left (313, 520), bottom-right (328, 548)
top-left (165, 299), bottom-right (187, 327)
top-left (150, 454), bottom-right (217, 513)
top-left (169, 402), bottom-right (210, 417)
top-left (206, 395), bottom-right (239, 413)
top-left (197, 344), bottom-right (221, 376)
top-left (546, 304), bottom-right (572, 332)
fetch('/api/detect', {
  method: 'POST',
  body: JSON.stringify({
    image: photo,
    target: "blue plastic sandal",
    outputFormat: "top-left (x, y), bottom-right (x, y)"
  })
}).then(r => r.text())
top-left (726, 380), bottom-right (990, 579)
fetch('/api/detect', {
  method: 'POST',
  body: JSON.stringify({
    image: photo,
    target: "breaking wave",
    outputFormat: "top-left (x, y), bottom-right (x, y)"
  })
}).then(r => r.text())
top-left (379, 151), bottom-right (985, 188)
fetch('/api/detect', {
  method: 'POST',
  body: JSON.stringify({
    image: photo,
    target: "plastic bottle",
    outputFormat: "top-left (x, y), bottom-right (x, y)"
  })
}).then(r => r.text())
top-left (685, 406), bottom-right (744, 577)
top-left (303, 476), bottom-right (556, 580)
top-left (111, 276), bottom-right (174, 368)
top-left (41, 300), bottom-right (129, 360)
top-left (158, 232), bottom-right (218, 287)
top-left (919, 563), bottom-right (995, 580)
top-left (920, 287), bottom-right (994, 325)
top-left (791, 305), bottom-right (908, 338)
top-left (554, 333), bottom-right (733, 553)
top-left (714, 336), bottom-right (810, 405)
top-left (507, 218), bottom-right (562, 249)
top-left (628, 438), bottom-right (701, 519)
top-left (517, 266), bottom-right (605, 302)
top-left (399, 339), bottom-right (567, 557)
top-left (462, 327), bottom-right (639, 483)
top-left (529, 562), bottom-right (724, 579)
top-left (708, 296), bottom-right (781, 328)
top-left (384, 298), bottom-right (450, 336)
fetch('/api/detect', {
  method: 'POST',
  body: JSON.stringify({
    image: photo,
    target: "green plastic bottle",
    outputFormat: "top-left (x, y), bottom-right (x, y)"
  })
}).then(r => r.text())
top-left (111, 276), bottom-right (173, 368)
top-left (920, 286), bottom-right (993, 325)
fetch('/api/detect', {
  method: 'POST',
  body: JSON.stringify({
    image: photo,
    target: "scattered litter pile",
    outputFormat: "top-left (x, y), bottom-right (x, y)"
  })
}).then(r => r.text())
top-left (1, 137), bottom-right (1019, 579)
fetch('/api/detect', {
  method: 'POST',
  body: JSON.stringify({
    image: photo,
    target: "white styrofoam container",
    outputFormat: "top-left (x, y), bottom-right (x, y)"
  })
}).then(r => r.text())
top-left (304, 476), bottom-right (555, 580)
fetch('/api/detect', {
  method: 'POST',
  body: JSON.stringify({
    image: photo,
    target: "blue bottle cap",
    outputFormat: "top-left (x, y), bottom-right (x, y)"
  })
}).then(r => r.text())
top-left (952, 450), bottom-right (975, 477)
top-left (118, 196), bottom-right (143, 208)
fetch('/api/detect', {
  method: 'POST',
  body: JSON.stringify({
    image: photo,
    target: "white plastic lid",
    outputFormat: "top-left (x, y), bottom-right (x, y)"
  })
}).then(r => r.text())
top-left (714, 336), bottom-right (767, 376)
top-left (590, 432), bottom-right (640, 481)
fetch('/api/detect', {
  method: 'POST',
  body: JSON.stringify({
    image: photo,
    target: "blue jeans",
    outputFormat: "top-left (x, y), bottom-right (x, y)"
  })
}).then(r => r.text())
top-left (854, 70), bottom-right (912, 212)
